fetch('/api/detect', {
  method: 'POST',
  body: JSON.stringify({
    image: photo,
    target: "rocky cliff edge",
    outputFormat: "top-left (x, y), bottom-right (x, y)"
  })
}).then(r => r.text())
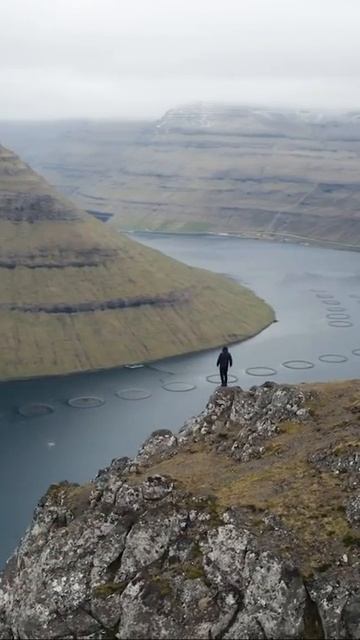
top-left (1, 381), bottom-right (360, 639)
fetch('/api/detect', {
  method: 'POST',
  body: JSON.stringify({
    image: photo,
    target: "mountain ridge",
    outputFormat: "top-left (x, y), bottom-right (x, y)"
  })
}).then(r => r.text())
top-left (2, 104), bottom-right (360, 248)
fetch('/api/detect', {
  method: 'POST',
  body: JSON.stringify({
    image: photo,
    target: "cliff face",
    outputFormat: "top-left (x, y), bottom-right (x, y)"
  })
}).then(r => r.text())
top-left (2, 105), bottom-right (360, 248)
top-left (0, 143), bottom-right (273, 380)
top-left (1, 381), bottom-right (360, 639)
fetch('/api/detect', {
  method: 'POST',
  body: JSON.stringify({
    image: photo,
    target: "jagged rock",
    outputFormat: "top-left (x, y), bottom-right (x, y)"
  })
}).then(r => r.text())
top-left (308, 571), bottom-right (360, 639)
top-left (343, 596), bottom-right (360, 638)
top-left (180, 383), bottom-right (309, 461)
top-left (141, 475), bottom-right (174, 501)
top-left (309, 443), bottom-right (360, 475)
top-left (0, 490), bottom-right (323, 640)
top-left (92, 457), bottom-right (129, 505)
top-left (346, 495), bottom-right (360, 526)
top-left (1, 382), bottom-right (360, 639)
top-left (135, 429), bottom-right (178, 467)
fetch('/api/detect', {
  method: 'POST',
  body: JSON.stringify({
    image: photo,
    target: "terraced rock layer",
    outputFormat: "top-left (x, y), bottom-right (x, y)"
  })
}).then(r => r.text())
top-left (0, 144), bottom-right (274, 380)
top-left (0, 291), bottom-right (190, 313)
top-left (2, 105), bottom-right (360, 248)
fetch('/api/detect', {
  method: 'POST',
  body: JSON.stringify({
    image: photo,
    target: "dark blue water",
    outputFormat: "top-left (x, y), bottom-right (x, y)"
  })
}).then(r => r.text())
top-left (1, 234), bottom-right (360, 566)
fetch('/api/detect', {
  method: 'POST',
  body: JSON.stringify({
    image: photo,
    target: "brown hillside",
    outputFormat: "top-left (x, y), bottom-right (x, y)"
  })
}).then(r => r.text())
top-left (2, 106), bottom-right (360, 248)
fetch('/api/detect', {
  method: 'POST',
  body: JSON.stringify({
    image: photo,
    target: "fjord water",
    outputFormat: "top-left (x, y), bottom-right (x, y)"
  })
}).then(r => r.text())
top-left (1, 234), bottom-right (360, 565)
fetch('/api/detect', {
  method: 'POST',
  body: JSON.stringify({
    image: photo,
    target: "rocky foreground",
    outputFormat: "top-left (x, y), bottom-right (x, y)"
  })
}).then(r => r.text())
top-left (1, 381), bottom-right (360, 639)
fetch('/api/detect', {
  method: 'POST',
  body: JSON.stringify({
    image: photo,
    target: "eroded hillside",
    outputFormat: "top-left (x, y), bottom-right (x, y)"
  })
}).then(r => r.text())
top-left (0, 144), bottom-right (273, 380)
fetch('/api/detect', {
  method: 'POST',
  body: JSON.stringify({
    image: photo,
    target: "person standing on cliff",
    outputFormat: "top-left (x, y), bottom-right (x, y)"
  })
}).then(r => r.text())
top-left (216, 346), bottom-right (233, 387)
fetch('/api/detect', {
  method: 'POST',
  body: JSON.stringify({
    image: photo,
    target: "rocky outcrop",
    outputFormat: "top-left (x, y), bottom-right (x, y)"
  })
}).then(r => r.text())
top-left (178, 381), bottom-right (308, 462)
top-left (1, 382), bottom-right (360, 639)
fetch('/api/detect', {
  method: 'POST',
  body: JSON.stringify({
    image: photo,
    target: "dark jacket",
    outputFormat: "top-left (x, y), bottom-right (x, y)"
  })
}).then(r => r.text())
top-left (217, 350), bottom-right (232, 370)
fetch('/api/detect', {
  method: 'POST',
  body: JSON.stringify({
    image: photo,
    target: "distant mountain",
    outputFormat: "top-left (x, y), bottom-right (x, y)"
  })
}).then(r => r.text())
top-left (0, 144), bottom-right (273, 380)
top-left (157, 103), bottom-right (360, 137)
top-left (1, 104), bottom-right (360, 247)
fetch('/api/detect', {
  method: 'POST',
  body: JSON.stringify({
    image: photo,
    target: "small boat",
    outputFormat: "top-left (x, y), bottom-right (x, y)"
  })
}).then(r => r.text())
top-left (125, 363), bottom-right (144, 369)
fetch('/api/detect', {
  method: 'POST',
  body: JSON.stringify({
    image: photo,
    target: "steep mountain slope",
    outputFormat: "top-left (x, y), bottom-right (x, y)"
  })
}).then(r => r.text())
top-left (1, 381), bottom-right (360, 638)
top-left (1, 105), bottom-right (360, 247)
top-left (0, 144), bottom-right (273, 380)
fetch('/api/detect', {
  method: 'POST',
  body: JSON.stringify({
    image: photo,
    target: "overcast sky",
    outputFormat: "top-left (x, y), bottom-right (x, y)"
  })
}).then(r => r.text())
top-left (1, 0), bottom-right (360, 119)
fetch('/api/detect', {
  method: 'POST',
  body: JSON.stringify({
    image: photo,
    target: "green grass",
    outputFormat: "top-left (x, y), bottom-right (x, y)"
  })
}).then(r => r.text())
top-left (0, 144), bottom-right (274, 380)
top-left (93, 582), bottom-right (127, 598)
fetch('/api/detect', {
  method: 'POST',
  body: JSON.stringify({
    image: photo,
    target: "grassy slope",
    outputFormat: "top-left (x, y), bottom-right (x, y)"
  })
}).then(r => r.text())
top-left (0, 144), bottom-right (274, 380)
top-left (134, 380), bottom-right (360, 575)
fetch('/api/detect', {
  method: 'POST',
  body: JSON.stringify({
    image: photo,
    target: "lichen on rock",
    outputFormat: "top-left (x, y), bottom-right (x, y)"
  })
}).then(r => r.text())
top-left (179, 381), bottom-right (309, 462)
top-left (1, 381), bottom-right (360, 639)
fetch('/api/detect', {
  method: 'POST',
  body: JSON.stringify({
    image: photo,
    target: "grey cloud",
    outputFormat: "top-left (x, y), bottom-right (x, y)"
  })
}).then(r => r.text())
top-left (1, 0), bottom-right (360, 118)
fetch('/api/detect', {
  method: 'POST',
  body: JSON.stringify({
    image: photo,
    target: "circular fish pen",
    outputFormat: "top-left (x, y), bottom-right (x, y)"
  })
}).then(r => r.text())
top-left (316, 293), bottom-right (334, 299)
top-left (352, 348), bottom-right (360, 356)
top-left (245, 366), bottom-right (277, 377)
top-left (206, 374), bottom-right (239, 384)
top-left (282, 360), bottom-right (314, 370)
top-left (162, 381), bottom-right (196, 392)
top-left (328, 320), bottom-right (353, 328)
top-left (18, 403), bottom-right (55, 417)
top-left (321, 300), bottom-right (341, 305)
top-left (326, 306), bottom-right (347, 312)
top-left (309, 289), bottom-right (330, 294)
top-left (318, 354), bottom-right (348, 364)
top-left (326, 313), bottom-right (351, 320)
top-left (68, 396), bottom-right (105, 409)
top-left (116, 388), bottom-right (152, 400)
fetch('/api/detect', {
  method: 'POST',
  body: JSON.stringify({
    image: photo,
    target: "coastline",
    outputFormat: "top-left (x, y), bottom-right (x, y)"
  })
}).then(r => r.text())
top-left (0, 316), bottom-right (276, 385)
top-left (126, 227), bottom-right (360, 253)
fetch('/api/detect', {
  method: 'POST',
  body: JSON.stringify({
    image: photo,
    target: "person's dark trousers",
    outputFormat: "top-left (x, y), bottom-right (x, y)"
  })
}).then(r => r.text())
top-left (220, 368), bottom-right (228, 386)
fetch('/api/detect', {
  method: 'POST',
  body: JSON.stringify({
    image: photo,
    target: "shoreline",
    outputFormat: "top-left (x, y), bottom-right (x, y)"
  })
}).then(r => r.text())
top-left (0, 318), bottom-right (276, 386)
top-left (125, 228), bottom-right (360, 253)
top-left (5, 227), bottom-right (355, 386)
